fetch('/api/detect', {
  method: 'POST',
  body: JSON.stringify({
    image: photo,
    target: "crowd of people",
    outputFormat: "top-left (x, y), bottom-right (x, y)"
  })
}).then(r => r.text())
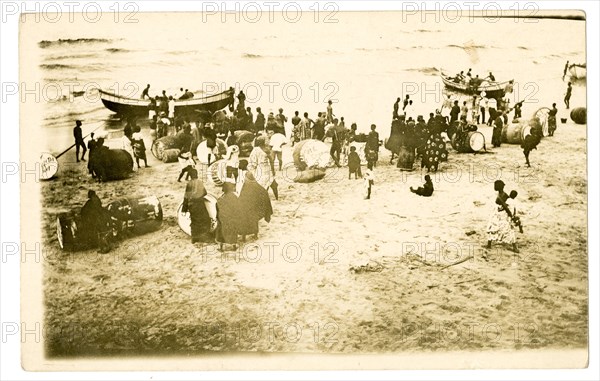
top-left (75, 71), bottom-right (575, 254)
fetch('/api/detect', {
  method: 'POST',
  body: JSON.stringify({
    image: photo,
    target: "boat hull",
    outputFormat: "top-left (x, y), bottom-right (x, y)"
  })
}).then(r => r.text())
top-left (440, 72), bottom-right (508, 99)
top-left (99, 88), bottom-right (235, 118)
top-left (568, 65), bottom-right (586, 79)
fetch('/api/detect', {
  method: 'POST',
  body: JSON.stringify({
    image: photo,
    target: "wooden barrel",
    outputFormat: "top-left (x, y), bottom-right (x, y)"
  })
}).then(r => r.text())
top-left (532, 107), bottom-right (550, 136)
top-left (230, 130), bottom-right (255, 158)
top-left (570, 107), bottom-right (586, 124)
top-left (105, 195), bottom-right (163, 236)
top-left (176, 194), bottom-right (218, 236)
top-left (161, 148), bottom-right (180, 163)
top-left (56, 195), bottom-right (162, 251)
top-left (196, 138), bottom-right (227, 165)
top-left (396, 145), bottom-right (415, 170)
top-left (39, 152), bottom-right (59, 180)
top-left (502, 123), bottom-right (531, 144)
top-left (151, 135), bottom-right (179, 160)
top-left (56, 213), bottom-right (83, 251)
top-left (451, 131), bottom-right (486, 153)
top-left (92, 149), bottom-right (133, 181)
top-left (292, 139), bottom-right (332, 171)
top-left (294, 168), bottom-right (326, 183)
top-left (207, 159), bottom-right (228, 186)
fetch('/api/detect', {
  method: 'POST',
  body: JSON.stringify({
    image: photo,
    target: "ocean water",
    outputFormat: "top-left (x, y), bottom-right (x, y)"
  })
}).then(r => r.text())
top-left (25, 12), bottom-right (586, 153)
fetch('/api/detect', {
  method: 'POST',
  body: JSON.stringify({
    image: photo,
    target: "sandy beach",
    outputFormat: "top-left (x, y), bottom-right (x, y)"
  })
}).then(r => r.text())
top-left (40, 112), bottom-right (587, 356)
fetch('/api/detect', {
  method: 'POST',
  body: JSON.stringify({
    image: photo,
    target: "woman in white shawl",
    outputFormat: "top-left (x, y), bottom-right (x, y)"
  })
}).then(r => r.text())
top-left (247, 136), bottom-right (278, 200)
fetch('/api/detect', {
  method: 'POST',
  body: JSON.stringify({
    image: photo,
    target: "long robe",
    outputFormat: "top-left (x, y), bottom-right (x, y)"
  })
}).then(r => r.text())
top-left (80, 194), bottom-right (111, 247)
top-left (487, 193), bottom-right (516, 244)
top-left (248, 146), bottom-right (274, 190)
top-left (182, 179), bottom-right (213, 242)
top-left (238, 173), bottom-right (273, 236)
top-left (216, 183), bottom-right (241, 244)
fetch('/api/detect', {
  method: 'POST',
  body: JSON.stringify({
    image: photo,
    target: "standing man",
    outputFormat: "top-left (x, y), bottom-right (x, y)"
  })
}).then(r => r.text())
top-left (326, 100), bottom-right (335, 123)
top-left (492, 111), bottom-right (505, 148)
top-left (141, 84), bottom-right (151, 99)
top-left (564, 82), bottom-right (572, 109)
top-left (402, 94), bottom-right (410, 111)
top-left (275, 108), bottom-right (288, 136)
top-left (393, 97), bottom-right (400, 120)
top-left (87, 132), bottom-right (97, 176)
top-left (563, 61), bottom-right (570, 80)
top-left (480, 94), bottom-right (488, 124)
top-left (254, 107), bottom-right (265, 135)
top-left (449, 100), bottom-right (460, 124)
top-left (74, 120), bottom-right (87, 162)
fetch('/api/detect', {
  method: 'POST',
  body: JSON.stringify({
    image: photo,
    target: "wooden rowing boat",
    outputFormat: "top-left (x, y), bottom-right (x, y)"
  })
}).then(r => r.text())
top-left (440, 70), bottom-right (512, 99)
top-left (568, 63), bottom-right (586, 79)
top-left (99, 88), bottom-right (235, 118)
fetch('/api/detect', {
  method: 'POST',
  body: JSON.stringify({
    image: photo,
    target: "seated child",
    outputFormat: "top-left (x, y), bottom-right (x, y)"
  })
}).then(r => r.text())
top-left (410, 175), bottom-right (434, 197)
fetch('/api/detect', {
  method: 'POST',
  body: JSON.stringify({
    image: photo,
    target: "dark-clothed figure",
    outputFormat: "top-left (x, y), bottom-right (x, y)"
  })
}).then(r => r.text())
top-left (486, 180), bottom-right (519, 253)
top-left (74, 120), bottom-right (87, 162)
top-left (238, 172), bottom-right (273, 240)
top-left (449, 101), bottom-right (460, 124)
top-left (564, 82), bottom-right (572, 109)
top-left (410, 175), bottom-right (434, 197)
top-left (254, 107), bottom-right (265, 135)
top-left (80, 190), bottom-right (111, 253)
top-left (216, 181), bottom-right (241, 251)
top-left (87, 133), bottom-right (97, 176)
top-left (181, 170), bottom-right (213, 244)
top-left (365, 124), bottom-right (379, 170)
top-left (141, 84), bottom-right (150, 99)
top-left (548, 103), bottom-right (558, 136)
top-left (492, 112), bottom-right (504, 147)
top-left (348, 146), bottom-right (362, 179)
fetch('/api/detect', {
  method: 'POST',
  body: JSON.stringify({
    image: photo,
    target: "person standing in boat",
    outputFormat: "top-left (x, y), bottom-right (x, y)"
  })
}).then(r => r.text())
top-left (485, 72), bottom-right (495, 82)
top-left (402, 94), bottom-right (410, 111)
top-left (393, 97), bottom-right (400, 119)
top-left (141, 84), bottom-right (151, 99)
top-left (564, 82), bottom-right (572, 109)
top-left (73, 120), bottom-right (87, 162)
top-left (237, 90), bottom-right (246, 112)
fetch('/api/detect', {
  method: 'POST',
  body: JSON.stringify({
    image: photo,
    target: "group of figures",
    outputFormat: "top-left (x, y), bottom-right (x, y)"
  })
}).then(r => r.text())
top-left (385, 112), bottom-right (449, 173)
top-left (180, 169), bottom-right (273, 250)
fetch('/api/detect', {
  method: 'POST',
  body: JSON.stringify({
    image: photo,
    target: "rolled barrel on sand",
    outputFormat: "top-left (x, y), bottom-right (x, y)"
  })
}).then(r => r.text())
top-left (570, 107), bottom-right (586, 124)
top-left (502, 116), bottom-right (543, 144)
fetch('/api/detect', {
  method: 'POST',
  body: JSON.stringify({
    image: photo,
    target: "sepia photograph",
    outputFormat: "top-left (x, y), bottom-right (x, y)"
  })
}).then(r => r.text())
top-left (5, 0), bottom-right (597, 375)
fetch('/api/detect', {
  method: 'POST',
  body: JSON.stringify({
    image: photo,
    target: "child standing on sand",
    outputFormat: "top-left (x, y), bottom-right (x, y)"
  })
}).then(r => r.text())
top-left (363, 169), bottom-right (374, 199)
top-left (348, 146), bottom-right (362, 179)
top-left (508, 190), bottom-right (524, 233)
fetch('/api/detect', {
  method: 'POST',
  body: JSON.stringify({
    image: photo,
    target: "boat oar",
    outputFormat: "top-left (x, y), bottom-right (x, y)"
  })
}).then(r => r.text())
top-left (55, 124), bottom-right (104, 159)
